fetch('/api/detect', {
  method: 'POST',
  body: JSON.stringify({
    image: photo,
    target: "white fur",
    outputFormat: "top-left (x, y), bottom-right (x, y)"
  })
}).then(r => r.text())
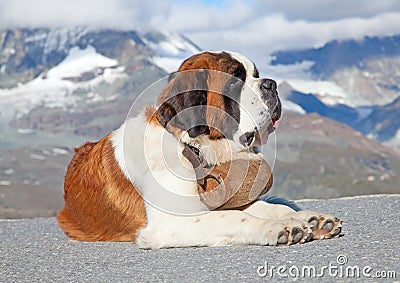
top-left (229, 52), bottom-right (272, 145)
top-left (112, 113), bottom-right (207, 215)
top-left (137, 205), bottom-right (306, 249)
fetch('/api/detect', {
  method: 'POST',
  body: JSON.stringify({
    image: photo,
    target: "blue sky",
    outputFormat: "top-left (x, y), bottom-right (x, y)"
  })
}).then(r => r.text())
top-left (1, 0), bottom-right (400, 65)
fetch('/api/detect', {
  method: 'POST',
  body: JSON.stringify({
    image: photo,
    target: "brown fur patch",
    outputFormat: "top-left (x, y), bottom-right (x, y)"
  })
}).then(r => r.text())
top-left (156, 51), bottom-right (245, 140)
top-left (144, 105), bottom-right (161, 126)
top-left (57, 135), bottom-right (147, 241)
top-left (205, 91), bottom-right (226, 139)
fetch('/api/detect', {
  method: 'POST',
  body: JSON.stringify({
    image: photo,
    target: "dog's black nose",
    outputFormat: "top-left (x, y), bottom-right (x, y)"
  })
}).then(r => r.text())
top-left (239, 131), bottom-right (255, 147)
top-left (260, 79), bottom-right (277, 91)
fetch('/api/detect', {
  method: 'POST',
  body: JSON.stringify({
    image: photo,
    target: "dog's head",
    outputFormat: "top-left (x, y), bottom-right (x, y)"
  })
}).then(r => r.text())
top-left (156, 51), bottom-right (281, 148)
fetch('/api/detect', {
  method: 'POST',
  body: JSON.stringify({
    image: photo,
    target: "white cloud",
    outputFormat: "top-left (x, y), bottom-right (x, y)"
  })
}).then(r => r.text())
top-left (0, 0), bottom-right (171, 30)
top-left (0, 0), bottom-right (254, 32)
top-left (163, 0), bottom-right (254, 32)
top-left (185, 12), bottom-right (400, 67)
top-left (252, 0), bottom-right (400, 22)
top-left (1, 0), bottom-right (400, 65)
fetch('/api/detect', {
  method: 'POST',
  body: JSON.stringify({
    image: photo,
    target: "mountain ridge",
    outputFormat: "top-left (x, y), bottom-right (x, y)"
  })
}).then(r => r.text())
top-left (271, 34), bottom-right (400, 78)
top-left (271, 34), bottom-right (400, 107)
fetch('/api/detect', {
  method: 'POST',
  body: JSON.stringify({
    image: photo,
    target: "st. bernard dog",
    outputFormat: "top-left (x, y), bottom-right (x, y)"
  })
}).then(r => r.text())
top-left (57, 51), bottom-right (342, 248)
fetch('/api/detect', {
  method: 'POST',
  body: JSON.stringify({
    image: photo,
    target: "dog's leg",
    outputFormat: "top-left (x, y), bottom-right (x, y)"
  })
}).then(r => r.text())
top-left (244, 201), bottom-right (342, 240)
top-left (136, 207), bottom-right (312, 249)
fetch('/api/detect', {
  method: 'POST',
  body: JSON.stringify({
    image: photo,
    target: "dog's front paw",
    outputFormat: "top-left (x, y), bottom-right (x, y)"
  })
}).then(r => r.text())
top-left (287, 211), bottom-right (342, 240)
top-left (265, 220), bottom-right (313, 246)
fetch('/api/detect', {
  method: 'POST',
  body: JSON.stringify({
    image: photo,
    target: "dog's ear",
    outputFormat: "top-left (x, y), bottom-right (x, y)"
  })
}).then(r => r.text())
top-left (156, 69), bottom-right (209, 138)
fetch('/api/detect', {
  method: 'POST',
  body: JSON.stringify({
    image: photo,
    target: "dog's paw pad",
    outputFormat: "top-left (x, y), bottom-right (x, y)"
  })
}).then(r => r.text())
top-left (322, 219), bottom-right (334, 232)
top-left (331, 226), bottom-right (342, 237)
top-left (308, 216), bottom-right (319, 231)
top-left (291, 227), bottom-right (304, 244)
top-left (307, 214), bottom-right (342, 240)
top-left (275, 221), bottom-right (312, 246)
top-left (277, 230), bottom-right (289, 245)
top-left (304, 227), bottom-right (313, 242)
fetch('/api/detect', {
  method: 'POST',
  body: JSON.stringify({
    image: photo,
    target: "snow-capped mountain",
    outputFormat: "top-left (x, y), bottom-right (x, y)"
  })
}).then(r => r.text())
top-left (143, 31), bottom-right (201, 73)
top-left (0, 28), bottom-right (200, 148)
top-left (0, 28), bottom-right (199, 88)
top-left (270, 35), bottom-right (400, 152)
top-left (271, 34), bottom-right (400, 107)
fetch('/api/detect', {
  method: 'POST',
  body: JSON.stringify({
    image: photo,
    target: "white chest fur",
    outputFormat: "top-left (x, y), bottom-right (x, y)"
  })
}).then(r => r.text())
top-left (111, 112), bottom-right (208, 216)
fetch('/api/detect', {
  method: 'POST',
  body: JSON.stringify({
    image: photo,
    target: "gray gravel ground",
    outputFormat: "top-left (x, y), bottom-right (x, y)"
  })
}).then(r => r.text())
top-left (1, 194), bottom-right (399, 282)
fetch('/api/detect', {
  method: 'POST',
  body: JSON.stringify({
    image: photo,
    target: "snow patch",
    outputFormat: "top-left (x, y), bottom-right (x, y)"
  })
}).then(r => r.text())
top-left (263, 60), bottom-right (315, 81)
top-left (149, 32), bottom-right (199, 57)
top-left (286, 79), bottom-right (349, 105)
top-left (0, 45), bottom-right (126, 120)
top-left (0, 75), bottom-right (76, 118)
top-left (47, 46), bottom-right (118, 79)
top-left (281, 99), bottom-right (306, 114)
top-left (263, 62), bottom-right (360, 114)
top-left (151, 57), bottom-right (184, 73)
top-left (145, 32), bottom-right (200, 73)
top-left (266, 62), bottom-right (359, 107)
top-left (100, 66), bottom-right (126, 84)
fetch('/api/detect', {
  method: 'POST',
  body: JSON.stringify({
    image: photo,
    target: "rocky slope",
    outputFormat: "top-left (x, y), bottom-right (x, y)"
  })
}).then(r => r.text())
top-left (270, 112), bottom-right (400, 199)
top-left (278, 81), bottom-right (400, 152)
